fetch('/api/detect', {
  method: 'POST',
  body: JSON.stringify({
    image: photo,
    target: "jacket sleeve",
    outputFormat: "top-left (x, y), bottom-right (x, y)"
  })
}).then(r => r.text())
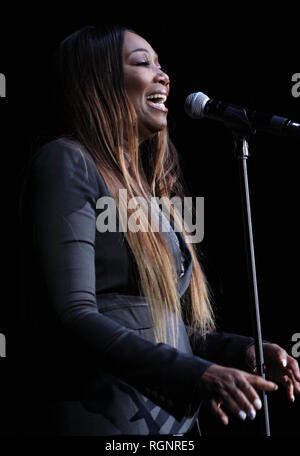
top-left (30, 139), bottom-right (214, 421)
top-left (188, 329), bottom-right (255, 371)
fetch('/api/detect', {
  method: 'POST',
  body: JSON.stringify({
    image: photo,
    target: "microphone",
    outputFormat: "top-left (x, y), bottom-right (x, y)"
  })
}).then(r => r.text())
top-left (185, 92), bottom-right (300, 138)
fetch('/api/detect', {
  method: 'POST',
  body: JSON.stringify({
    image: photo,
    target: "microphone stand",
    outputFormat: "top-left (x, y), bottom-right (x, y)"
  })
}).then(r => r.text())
top-left (232, 127), bottom-right (270, 436)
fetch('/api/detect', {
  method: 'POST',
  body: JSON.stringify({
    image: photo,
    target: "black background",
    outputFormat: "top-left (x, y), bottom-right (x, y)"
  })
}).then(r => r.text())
top-left (0, 9), bottom-right (299, 436)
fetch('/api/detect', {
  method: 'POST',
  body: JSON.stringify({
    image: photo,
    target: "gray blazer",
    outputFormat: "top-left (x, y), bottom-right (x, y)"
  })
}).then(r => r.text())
top-left (24, 137), bottom-right (254, 436)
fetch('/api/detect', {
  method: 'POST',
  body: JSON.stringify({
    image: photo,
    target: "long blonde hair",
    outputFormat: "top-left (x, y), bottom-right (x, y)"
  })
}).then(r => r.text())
top-left (47, 24), bottom-right (215, 347)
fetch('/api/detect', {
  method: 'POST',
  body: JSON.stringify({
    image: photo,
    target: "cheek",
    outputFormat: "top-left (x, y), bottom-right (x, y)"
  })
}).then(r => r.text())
top-left (124, 72), bottom-right (148, 103)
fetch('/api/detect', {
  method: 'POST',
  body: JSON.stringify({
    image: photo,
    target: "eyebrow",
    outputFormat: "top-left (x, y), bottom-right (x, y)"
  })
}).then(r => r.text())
top-left (127, 48), bottom-right (158, 59)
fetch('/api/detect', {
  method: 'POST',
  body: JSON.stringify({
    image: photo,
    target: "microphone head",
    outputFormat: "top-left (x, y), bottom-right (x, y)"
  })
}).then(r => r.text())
top-left (184, 92), bottom-right (210, 119)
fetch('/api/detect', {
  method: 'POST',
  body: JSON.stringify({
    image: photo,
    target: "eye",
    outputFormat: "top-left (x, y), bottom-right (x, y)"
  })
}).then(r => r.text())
top-left (135, 61), bottom-right (150, 66)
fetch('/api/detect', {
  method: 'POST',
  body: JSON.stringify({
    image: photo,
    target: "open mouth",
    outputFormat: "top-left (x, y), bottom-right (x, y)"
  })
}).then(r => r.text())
top-left (146, 93), bottom-right (168, 113)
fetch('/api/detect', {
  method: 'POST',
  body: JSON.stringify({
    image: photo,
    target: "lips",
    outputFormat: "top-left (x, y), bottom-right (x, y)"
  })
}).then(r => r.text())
top-left (146, 91), bottom-right (168, 113)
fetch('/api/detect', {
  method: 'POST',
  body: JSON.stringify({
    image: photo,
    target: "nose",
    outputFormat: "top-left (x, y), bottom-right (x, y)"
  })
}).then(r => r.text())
top-left (154, 67), bottom-right (170, 87)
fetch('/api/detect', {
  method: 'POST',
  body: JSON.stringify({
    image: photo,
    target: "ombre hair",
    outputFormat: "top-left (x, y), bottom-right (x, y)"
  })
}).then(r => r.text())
top-left (42, 24), bottom-right (215, 347)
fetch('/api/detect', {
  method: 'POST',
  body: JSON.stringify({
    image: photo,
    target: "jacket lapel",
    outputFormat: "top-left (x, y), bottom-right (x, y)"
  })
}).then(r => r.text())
top-left (173, 228), bottom-right (193, 297)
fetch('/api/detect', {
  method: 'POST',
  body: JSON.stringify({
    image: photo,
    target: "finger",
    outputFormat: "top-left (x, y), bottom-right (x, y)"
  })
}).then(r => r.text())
top-left (280, 357), bottom-right (287, 368)
top-left (282, 375), bottom-right (295, 402)
top-left (287, 380), bottom-right (294, 402)
top-left (277, 349), bottom-right (288, 368)
top-left (294, 382), bottom-right (300, 395)
top-left (292, 378), bottom-right (300, 396)
top-left (286, 356), bottom-right (300, 382)
top-left (236, 378), bottom-right (263, 411)
top-left (246, 373), bottom-right (278, 393)
top-left (285, 369), bottom-right (300, 396)
top-left (211, 399), bottom-right (229, 426)
top-left (265, 343), bottom-right (287, 367)
top-left (228, 381), bottom-right (257, 420)
top-left (220, 389), bottom-right (249, 422)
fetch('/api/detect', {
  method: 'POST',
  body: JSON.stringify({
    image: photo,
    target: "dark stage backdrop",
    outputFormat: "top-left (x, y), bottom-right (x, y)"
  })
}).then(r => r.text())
top-left (0, 12), bottom-right (299, 436)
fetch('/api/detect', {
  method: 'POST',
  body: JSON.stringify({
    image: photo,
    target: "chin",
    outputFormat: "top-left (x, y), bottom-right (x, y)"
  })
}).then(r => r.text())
top-left (140, 121), bottom-right (167, 141)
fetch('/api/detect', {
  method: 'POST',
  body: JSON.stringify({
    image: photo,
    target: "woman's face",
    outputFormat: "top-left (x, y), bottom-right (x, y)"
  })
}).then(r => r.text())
top-left (122, 31), bottom-right (170, 143)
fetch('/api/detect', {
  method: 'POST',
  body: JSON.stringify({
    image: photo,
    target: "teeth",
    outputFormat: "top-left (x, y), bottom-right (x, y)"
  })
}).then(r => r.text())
top-left (146, 94), bottom-right (167, 103)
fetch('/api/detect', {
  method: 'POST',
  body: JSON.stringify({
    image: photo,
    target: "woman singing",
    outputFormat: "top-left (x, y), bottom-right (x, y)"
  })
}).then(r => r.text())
top-left (20, 24), bottom-right (300, 436)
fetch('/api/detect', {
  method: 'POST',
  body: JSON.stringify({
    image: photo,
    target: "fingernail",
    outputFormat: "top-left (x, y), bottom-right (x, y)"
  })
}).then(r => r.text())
top-left (254, 398), bottom-right (262, 410)
top-left (281, 358), bottom-right (287, 367)
top-left (292, 396), bottom-right (295, 402)
top-left (249, 409), bottom-right (256, 420)
top-left (238, 410), bottom-right (247, 421)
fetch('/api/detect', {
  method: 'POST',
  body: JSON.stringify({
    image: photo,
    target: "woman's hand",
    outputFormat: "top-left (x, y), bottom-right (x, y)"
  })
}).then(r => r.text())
top-left (246, 342), bottom-right (300, 402)
top-left (201, 364), bottom-right (278, 426)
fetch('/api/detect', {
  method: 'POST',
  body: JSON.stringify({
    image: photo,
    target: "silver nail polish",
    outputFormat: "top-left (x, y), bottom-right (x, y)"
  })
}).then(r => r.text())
top-left (254, 398), bottom-right (262, 410)
top-left (249, 409), bottom-right (256, 420)
top-left (238, 410), bottom-right (247, 421)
